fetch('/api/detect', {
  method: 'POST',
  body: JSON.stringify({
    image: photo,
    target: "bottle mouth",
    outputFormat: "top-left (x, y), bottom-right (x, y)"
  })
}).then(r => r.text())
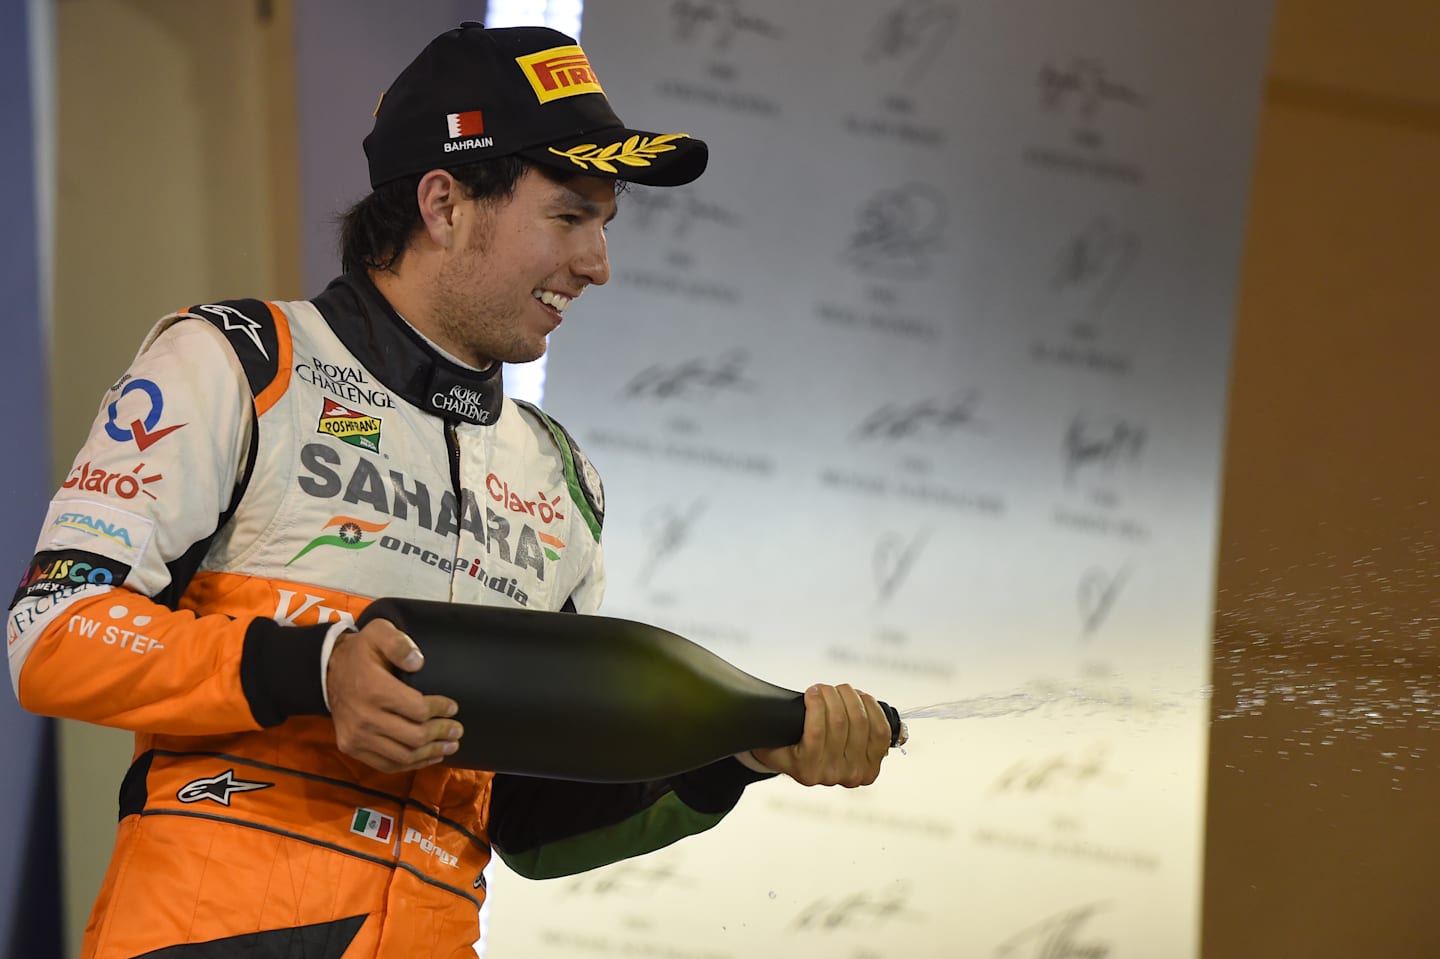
top-left (894, 720), bottom-right (910, 748)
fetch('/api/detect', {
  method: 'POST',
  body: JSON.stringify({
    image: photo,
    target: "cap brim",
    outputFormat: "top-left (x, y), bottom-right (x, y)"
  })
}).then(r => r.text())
top-left (521, 129), bottom-right (708, 187)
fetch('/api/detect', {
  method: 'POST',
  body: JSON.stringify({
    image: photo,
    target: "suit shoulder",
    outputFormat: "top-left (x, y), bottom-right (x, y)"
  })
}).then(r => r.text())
top-left (512, 399), bottom-right (604, 540)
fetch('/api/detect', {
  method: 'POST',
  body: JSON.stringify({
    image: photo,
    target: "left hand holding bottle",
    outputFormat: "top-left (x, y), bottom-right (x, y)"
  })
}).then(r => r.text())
top-left (749, 683), bottom-right (892, 787)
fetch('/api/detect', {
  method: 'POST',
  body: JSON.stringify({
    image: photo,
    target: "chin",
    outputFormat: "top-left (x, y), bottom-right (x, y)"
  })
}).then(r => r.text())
top-left (504, 342), bottom-right (549, 365)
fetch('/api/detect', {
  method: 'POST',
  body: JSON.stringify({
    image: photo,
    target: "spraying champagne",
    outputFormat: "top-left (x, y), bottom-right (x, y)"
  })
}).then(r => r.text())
top-left (358, 597), bottom-right (907, 783)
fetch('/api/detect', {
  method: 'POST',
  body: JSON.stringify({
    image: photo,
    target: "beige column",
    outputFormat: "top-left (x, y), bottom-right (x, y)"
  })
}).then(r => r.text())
top-left (1206, 1), bottom-right (1440, 955)
top-left (51, 0), bottom-right (299, 948)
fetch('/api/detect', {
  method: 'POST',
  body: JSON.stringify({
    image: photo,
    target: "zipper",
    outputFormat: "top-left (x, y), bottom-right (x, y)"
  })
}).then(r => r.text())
top-left (445, 422), bottom-right (464, 600)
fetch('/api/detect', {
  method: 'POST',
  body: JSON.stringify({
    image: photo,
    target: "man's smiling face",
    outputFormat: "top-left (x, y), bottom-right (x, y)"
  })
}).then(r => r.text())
top-left (430, 167), bottom-right (617, 367)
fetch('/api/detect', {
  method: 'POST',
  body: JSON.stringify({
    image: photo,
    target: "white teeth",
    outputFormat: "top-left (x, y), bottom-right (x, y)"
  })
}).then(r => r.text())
top-left (533, 289), bottom-right (574, 313)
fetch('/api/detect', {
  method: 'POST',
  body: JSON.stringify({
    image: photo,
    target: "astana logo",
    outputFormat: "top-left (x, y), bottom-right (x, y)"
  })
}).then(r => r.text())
top-left (286, 515), bottom-right (389, 566)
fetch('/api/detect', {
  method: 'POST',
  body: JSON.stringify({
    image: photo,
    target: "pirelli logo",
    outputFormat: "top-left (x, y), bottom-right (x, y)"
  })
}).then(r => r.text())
top-left (516, 45), bottom-right (605, 103)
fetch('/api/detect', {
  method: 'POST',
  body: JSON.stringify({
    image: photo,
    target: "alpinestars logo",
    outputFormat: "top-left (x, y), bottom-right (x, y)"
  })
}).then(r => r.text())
top-left (177, 770), bottom-right (274, 806)
top-left (197, 304), bottom-right (269, 359)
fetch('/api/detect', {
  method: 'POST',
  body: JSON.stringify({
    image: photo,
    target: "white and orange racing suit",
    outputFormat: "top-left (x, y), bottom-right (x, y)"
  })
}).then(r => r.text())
top-left (7, 270), bottom-right (769, 959)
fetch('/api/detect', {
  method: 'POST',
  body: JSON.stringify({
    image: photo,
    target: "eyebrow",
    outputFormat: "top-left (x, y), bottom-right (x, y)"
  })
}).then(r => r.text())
top-left (555, 185), bottom-right (619, 223)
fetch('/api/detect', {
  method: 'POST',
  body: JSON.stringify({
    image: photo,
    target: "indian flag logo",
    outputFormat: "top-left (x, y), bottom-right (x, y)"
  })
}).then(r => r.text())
top-left (539, 532), bottom-right (566, 562)
top-left (286, 515), bottom-right (389, 566)
top-left (351, 807), bottom-right (394, 842)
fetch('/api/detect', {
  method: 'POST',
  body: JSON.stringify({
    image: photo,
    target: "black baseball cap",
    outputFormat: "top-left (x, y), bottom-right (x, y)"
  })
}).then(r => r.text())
top-left (364, 22), bottom-right (708, 189)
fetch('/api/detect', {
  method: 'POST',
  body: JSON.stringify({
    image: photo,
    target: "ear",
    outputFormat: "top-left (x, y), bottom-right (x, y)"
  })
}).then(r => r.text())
top-left (416, 170), bottom-right (464, 249)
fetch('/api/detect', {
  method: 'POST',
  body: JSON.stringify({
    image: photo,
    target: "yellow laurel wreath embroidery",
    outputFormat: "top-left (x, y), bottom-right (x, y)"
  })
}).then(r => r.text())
top-left (548, 133), bottom-right (689, 173)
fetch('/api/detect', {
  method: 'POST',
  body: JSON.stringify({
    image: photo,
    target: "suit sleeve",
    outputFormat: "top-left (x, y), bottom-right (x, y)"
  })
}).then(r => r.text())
top-left (488, 756), bottom-right (775, 880)
top-left (7, 316), bottom-right (328, 734)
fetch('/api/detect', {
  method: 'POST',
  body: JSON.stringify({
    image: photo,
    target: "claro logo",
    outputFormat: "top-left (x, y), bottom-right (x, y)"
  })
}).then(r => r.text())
top-left (485, 473), bottom-right (565, 524)
top-left (64, 462), bottom-right (163, 501)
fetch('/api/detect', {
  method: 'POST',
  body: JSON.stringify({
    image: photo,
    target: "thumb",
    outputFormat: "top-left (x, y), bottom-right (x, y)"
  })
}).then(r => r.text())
top-left (372, 620), bottom-right (424, 672)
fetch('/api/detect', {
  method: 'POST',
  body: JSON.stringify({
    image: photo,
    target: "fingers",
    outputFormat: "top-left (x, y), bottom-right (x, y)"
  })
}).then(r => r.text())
top-left (367, 618), bottom-right (425, 673)
top-left (815, 683), bottom-right (853, 783)
top-left (772, 683), bottom-right (890, 789)
top-left (831, 683), bottom-right (881, 787)
top-left (329, 619), bottom-right (463, 773)
top-left (338, 709), bottom-right (464, 773)
top-left (857, 690), bottom-right (892, 782)
top-left (858, 691), bottom-right (892, 760)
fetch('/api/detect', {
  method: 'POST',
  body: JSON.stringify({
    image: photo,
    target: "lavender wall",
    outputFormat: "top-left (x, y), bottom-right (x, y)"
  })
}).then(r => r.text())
top-left (0, 0), bottom-right (62, 954)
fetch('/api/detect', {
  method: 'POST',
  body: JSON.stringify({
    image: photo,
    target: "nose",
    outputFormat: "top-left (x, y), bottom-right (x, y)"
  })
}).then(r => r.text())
top-left (573, 224), bottom-right (611, 287)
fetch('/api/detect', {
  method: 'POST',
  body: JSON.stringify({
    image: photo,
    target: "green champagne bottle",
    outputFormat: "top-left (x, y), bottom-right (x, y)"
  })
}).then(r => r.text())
top-left (357, 597), bottom-right (906, 783)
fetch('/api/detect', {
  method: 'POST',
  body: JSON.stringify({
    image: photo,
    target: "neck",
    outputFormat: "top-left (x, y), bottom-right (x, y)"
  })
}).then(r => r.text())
top-left (368, 264), bottom-right (493, 371)
top-left (368, 265), bottom-right (424, 333)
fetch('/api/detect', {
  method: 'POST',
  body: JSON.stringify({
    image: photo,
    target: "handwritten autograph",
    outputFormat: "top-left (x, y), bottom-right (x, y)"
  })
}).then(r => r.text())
top-left (865, 0), bottom-right (960, 81)
top-left (1078, 564), bottom-right (1129, 637)
top-left (991, 743), bottom-right (1115, 794)
top-left (1063, 416), bottom-right (1145, 486)
top-left (637, 499), bottom-right (707, 588)
top-left (563, 858), bottom-right (691, 898)
top-left (1038, 59), bottom-right (1145, 120)
top-left (623, 188), bottom-right (742, 240)
top-left (994, 901), bottom-right (1113, 958)
top-left (790, 882), bottom-right (923, 932)
top-left (854, 391), bottom-right (983, 442)
top-left (620, 349), bottom-right (752, 402)
top-left (842, 183), bottom-right (948, 279)
top-left (1051, 217), bottom-right (1140, 316)
top-left (671, 0), bottom-right (783, 51)
top-left (874, 530), bottom-right (928, 605)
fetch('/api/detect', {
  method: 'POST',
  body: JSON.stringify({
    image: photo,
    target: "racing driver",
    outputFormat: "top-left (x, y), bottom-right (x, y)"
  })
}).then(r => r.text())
top-left (7, 21), bottom-right (894, 959)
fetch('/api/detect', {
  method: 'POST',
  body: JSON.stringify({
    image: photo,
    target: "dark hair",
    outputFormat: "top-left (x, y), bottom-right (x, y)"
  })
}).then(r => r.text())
top-left (338, 156), bottom-right (531, 275)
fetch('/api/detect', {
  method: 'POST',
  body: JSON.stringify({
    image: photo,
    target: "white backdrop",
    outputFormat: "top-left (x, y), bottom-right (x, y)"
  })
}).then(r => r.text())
top-left (481, 1), bottom-right (1273, 957)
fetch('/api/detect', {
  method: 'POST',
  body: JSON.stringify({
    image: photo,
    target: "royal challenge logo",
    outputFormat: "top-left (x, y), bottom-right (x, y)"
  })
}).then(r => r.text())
top-left (286, 515), bottom-right (389, 566)
top-left (316, 400), bottom-right (382, 453)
